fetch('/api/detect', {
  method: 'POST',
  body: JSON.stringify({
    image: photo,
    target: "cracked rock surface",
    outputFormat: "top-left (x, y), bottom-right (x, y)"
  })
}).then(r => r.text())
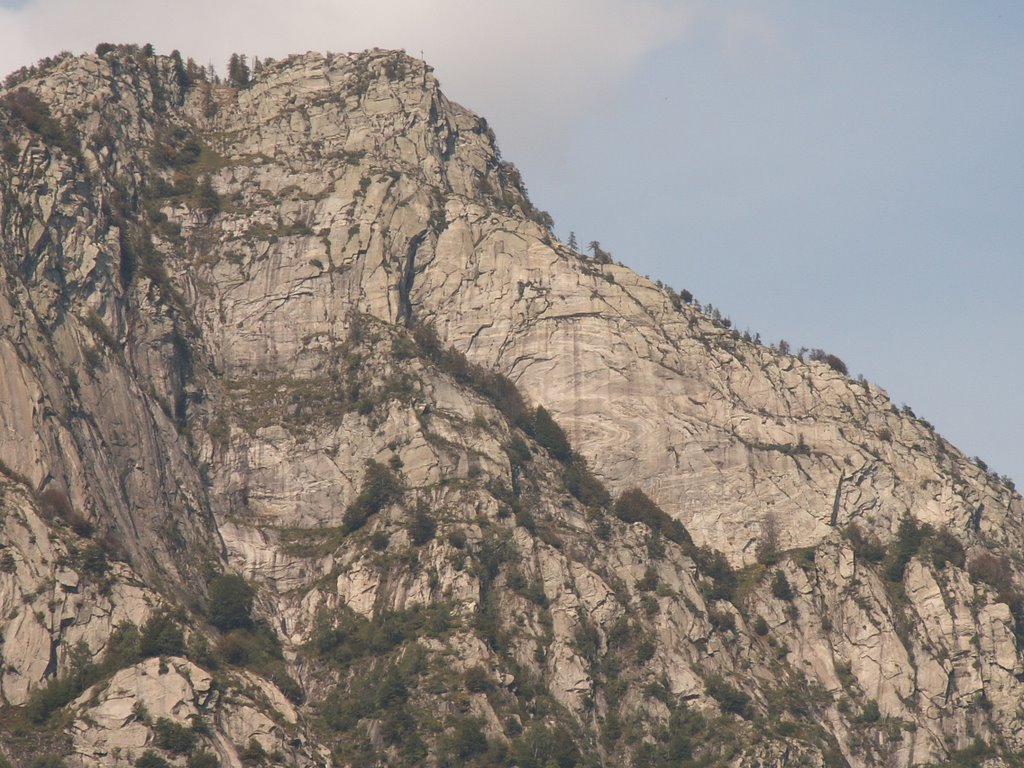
top-left (0, 48), bottom-right (1022, 767)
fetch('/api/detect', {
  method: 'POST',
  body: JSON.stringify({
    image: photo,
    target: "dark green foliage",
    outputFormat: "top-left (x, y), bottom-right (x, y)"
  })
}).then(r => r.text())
top-left (708, 607), bottom-right (736, 633)
top-left (504, 434), bottom-right (531, 471)
top-left (935, 739), bottom-right (993, 767)
top-left (856, 699), bottom-right (880, 724)
top-left (844, 524), bottom-right (885, 563)
top-left (29, 758), bottom-right (67, 768)
top-left (105, 620), bottom-right (143, 667)
top-left (968, 551), bottom-right (1024, 639)
top-left (213, 622), bottom-right (302, 702)
top-left (140, 612), bottom-right (186, 657)
top-left (186, 750), bottom-right (220, 768)
top-left (95, 43), bottom-right (116, 56)
top-left (170, 50), bottom-right (191, 91)
top-left (412, 323), bottom-right (531, 430)
top-left (808, 348), bottom-right (849, 376)
top-left (342, 460), bottom-right (404, 533)
top-left (883, 517), bottom-right (924, 583)
top-left (573, 622), bottom-right (600, 664)
top-left (563, 455), bottom-right (611, 508)
top-left (2, 140), bottom-right (18, 165)
top-left (25, 677), bottom-right (79, 723)
top-left (207, 574), bottom-right (254, 631)
top-left (79, 542), bottom-right (110, 576)
top-left (239, 739), bottom-right (266, 766)
top-left (637, 567), bottom-right (659, 592)
top-left (195, 176), bottom-right (220, 213)
top-left (613, 488), bottom-right (691, 546)
top-left (151, 125), bottom-right (201, 169)
top-left (533, 406), bottom-right (571, 462)
top-left (321, 654), bottom-right (429, 764)
top-left (464, 666), bottom-right (493, 693)
top-left (661, 704), bottom-right (706, 762)
top-left (23, 622), bottom-right (150, 723)
top-left (437, 717), bottom-right (489, 766)
top-left (928, 527), bottom-right (966, 569)
top-left (636, 639), bottom-right (656, 663)
top-left (510, 724), bottom-right (580, 768)
top-left (409, 505), bottom-right (436, 546)
top-left (770, 570), bottom-right (794, 601)
top-left (3, 88), bottom-right (76, 154)
top-left (153, 717), bottom-right (197, 754)
top-left (694, 547), bottom-right (737, 601)
top-left (753, 616), bottom-right (770, 636)
top-left (135, 750), bottom-right (172, 768)
top-left (704, 674), bottom-right (752, 719)
top-left (310, 603), bottom-right (450, 667)
top-left (227, 53), bottom-right (251, 87)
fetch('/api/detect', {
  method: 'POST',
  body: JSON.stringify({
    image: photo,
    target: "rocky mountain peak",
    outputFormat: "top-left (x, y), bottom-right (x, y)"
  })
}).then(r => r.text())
top-left (0, 45), bottom-right (1022, 767)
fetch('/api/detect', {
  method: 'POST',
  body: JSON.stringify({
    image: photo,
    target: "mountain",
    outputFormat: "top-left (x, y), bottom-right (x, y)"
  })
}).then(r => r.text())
top-left (0, 45), bottom-right (1022, 768)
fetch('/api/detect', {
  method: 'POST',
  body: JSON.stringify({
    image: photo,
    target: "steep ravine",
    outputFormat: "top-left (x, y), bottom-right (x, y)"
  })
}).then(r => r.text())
top-left (0, 46), bottom-right (1021, 768)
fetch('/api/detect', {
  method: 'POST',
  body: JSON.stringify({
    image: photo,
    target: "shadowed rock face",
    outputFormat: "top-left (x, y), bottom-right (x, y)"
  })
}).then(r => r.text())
top-left (0, 47), bottom-right (1022, 767)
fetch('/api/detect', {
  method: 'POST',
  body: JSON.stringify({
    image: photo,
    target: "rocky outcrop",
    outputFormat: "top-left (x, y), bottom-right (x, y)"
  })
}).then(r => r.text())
top-left (1, 46), bottom-right (1022, 767)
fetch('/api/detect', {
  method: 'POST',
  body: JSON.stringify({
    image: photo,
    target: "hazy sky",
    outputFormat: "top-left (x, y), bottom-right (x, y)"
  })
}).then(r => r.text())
top-left (2, 1), bottom-right (1022, 484)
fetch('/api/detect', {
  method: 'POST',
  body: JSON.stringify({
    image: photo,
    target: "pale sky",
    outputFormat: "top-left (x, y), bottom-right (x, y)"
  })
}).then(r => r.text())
top-left (2, 1), bottom-right (1022, 485)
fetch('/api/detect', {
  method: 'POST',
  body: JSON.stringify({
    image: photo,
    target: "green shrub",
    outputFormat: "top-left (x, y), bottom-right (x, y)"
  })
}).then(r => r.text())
top-left (25, 677), bottom-right (78, 723)
top-left (856, 699), bottom-right (880, 724)
top-left (808, 349), bottom-right (848, 375)
top-left (438, 717), bottom-right (488, 766)
top-left (239, 739), bottom-right (266, 766)
top-left (613, 488), bottom-right (691, 546)
top-left (139, 613), bottom-right (185, 657)
top-left (928, 528), bottom-right (966, 569)
top-left (464, 665), bottom-right (493, 693)
top-left (563, 455), bottom-right (611, 508)
top-left (153, 717), bottom-right (197, 754)
top-left (1, 140), bottom-right (19, 165)
top-left (309, 603), bottom-right (450, 667)
top-left (105, 621), bottom-right (142, 668)
top-left (135, 751), bottom-right (172, 768)
top-left (342, 460), bottom-right (404, 534)
top-left (968, 551), bottom-right (1024, 639)
top-left (3, 88), bottom-right (76, 153)
top-left (504, 434), bottom-right (531, 470)
top-left (844, 524), bottom-right (885, 563)
top-left (29, 758), bottom-right (67, 768)
top-left (708, 607), bottom-right (736, 633)
top-left (636, 640), bottom-right (656, 663)
top-left (510, 724), bottom-right (580, 768)
top-left (207, 574), bottom-right (254, 632)
top-left (883, 517), bottom-right (925, 582)
top-left (409, 506), bottom-right (436, 546)
top-left (533, 406), bottom-right (571, 462)
top-left (411, 322), bottom-right (531, 430)
top-left (753, 616), bottom-right (770, 636)
top-left (186, 751), bottom-right (220, 768)
top-left (704, 674), bottom-right (752, 719)
top-left (637, 567), bottom-right (659, 592)
top-left (770, 570), bottom-right (794, 601)
top-left (694, 547), bottom-right (737, 601)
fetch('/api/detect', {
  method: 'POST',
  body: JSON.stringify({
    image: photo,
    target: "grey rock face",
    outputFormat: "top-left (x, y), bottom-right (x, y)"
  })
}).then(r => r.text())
top-left (0, 48), bottom-right (1022, 767)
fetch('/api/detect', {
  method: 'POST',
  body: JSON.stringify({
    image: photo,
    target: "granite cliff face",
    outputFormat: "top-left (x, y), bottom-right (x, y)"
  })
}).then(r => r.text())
top-left (0, 47), bottom-right (1022, 768)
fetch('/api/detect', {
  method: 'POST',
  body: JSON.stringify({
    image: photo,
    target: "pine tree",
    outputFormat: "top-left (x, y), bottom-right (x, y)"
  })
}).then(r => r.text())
top-left (567, 231), bottom-right (578, 252)
top-left (227, 54), bottom-right (250, 88)
top-left (587, 240), bottom-right (612, 264)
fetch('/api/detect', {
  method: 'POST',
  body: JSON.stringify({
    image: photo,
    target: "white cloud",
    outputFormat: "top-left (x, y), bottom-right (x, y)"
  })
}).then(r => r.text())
top-left (0, 0), bottom-right (692, 155)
